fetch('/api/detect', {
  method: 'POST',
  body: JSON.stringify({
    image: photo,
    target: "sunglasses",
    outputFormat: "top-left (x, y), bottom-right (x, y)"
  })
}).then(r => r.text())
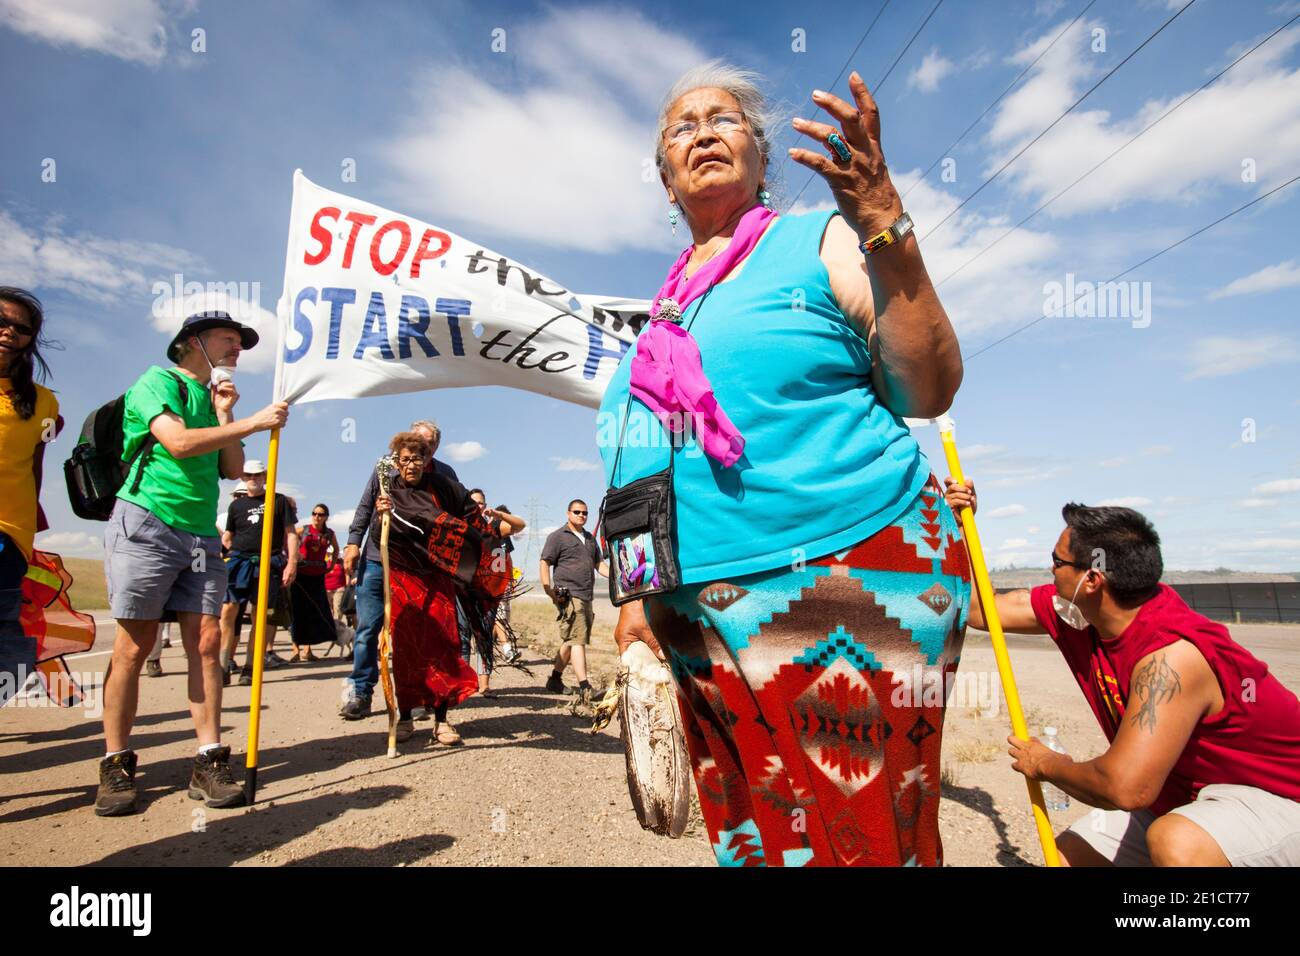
top-left (570, 510), bottom-right (588, 516)
top-left (312, 511), bottom-right (328, 517)
top-left (0, 316), bottom-right (35, 337)
top-left (1050, 551), bottom-right (1090, 571)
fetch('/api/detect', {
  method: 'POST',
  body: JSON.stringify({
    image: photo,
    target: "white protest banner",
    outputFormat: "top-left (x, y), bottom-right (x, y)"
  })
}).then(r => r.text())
top-left (273, 170), bottom-right (649, 408)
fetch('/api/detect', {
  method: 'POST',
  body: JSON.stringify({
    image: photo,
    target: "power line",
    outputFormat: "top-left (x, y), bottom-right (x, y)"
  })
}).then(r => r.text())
top-left (962, 174), bottom-right (1300, 363)
top-left (921, 0), bottom-right (1198, 242)
top-left (900, 0), bottom-right (1098, 202)
top-left (935, 11), bottom-right (1300, 290)
top-left (772, 0), bottom-right (894, 195)
top-left (789, 0), bottom-right (946, 209)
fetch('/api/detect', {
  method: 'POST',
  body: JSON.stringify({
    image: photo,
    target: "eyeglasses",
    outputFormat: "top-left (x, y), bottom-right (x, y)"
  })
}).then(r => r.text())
top-left (0, 316), bottom-right (35, 337)
top-left (662, 110), bottom-right (746, 146)
top-left (397, 456), bottom-right (423, 466)
top-left (1050, 551), bottom-right (1090, 571)
top-left (570, 510), bottom-right (588, 516)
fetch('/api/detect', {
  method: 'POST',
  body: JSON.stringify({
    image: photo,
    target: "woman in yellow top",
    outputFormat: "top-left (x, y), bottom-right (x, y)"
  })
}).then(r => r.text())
top-left (0, 287), bottom-right (60, 706)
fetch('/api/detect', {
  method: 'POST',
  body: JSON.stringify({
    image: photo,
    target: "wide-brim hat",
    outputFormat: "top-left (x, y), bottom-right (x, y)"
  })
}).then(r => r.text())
top-left (167, 310), bottom-right (259, 362)
top-left (243, 459), bottom-right (267, 475)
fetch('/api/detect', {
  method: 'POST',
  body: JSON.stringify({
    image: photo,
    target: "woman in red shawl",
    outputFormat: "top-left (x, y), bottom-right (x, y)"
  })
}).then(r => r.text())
top-left (372, 431), bottom-right (498, 746)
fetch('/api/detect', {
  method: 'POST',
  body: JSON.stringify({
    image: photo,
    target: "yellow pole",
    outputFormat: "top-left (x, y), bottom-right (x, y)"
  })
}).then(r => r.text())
top-left (939, 420), bottom-right (1061, 867)
top-left (243, 426), bottom-right (281, 804)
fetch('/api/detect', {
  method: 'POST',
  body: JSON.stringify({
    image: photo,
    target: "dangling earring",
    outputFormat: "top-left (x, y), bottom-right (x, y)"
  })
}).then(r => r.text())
top-left (668, 204), bottom-right (679, 236)
top-left (758, 187), bottom-right (773, 210)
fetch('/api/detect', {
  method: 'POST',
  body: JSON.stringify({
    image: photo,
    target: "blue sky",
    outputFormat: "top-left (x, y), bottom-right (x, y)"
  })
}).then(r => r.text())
top-left (3, 0), bottom-right (1299, 573)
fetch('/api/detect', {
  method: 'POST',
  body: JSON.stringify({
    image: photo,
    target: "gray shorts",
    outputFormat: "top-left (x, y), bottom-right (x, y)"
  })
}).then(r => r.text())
top-left (105, 499), bottom-right (227, 620)
top-left (1065, 783), bottom-right (1300, 867)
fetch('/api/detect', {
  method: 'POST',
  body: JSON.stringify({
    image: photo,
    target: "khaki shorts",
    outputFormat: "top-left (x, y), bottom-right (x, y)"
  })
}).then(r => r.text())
top-left (1065, 783), bottom-right (1300, 867)
top-left (557, 597), bottom-right (594, 647)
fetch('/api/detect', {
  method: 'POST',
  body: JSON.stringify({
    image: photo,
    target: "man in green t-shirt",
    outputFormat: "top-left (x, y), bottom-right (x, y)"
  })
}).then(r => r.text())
top-left (96, 311), bottom-right (290, 817)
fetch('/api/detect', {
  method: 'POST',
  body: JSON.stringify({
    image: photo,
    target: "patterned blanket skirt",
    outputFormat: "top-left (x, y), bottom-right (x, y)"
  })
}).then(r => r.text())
top-left (645, 476), bottom-right (971, 867)
top-left (389, 567), bottom-right (479, 712)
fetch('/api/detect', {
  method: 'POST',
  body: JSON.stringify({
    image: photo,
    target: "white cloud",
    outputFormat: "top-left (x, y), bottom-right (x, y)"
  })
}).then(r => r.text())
top-left (328, 508), bottom-right (356, 540)
top-left (1239, 498), bottom-right (1274, 508)
top-left (961, 443), bottom-right (1006, 460)
top-left (1218, 537), bottom-right (1300, 553)
top-left (1096, 496), bottom-right (1152, 507)
top-left (1184, 335), bottom-right (1300, 380)
top-left (1142, 445), bottom-right (1173, 457)
top-left (999, 538), bottom-right (1030, 549)
top-left (987, 504), bottom-right (1027, 518)
top-left (908, 48), bottom-right (956, 93)
top-left (1209, 260), bottom-right (1300, 300)
top-left (443, 441), bottom-right (487, 463)
top-left (381, 7), bottom-right (707, 254)
top-left (1099, 456), bottom-right (1127, 468)
top-left (148, 280), bottom-right (280, 374)
top-left (34, 530), bottom-right (103, 558)
top-left (0, 0), bottom-right (186, 66)
top-left (987, 22), bottom-right (1300, 215)
top-left (1253, 478), bottom-right (1300, 495)
top-left (551, 456), bottom-right (600, 472)
top-left (0, 209), bottom-right (200, 303)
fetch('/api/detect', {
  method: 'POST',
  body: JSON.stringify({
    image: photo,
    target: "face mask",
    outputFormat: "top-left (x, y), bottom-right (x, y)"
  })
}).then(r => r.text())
top-left (197, 333), bottom-right (234, 387)
top-left (1052, 574), bottom-right (1090, 630)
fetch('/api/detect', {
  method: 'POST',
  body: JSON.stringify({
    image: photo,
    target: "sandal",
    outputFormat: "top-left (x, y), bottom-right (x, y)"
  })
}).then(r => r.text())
top-left (480, 687), bottom-right (498, 699)
top-left (435, 722), bottom-right (463, 746)
top-left (303, 649), bottom-right (317, 662)
top-left (288, 650), bottom-right (302, 663)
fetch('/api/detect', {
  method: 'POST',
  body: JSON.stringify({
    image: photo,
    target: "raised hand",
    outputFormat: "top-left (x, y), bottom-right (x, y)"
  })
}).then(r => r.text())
top-left (788, 71), bottom-right (904, 243)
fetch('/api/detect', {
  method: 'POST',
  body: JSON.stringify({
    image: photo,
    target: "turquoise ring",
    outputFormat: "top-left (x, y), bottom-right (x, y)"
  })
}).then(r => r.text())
top-left (827, 132), bottom-right (852, 163)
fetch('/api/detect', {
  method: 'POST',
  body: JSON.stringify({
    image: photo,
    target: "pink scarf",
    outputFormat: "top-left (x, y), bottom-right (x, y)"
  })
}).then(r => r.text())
top-left (630, 204), bottom-right (775, 468)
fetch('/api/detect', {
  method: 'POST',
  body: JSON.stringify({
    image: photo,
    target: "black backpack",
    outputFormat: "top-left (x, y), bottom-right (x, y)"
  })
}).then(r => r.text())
top-left (64, 372), bottom-right (188, 521)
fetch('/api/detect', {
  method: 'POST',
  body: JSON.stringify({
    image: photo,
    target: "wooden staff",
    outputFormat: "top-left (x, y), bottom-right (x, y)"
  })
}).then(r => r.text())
top-left (375, 455), bottom-right (399, 758)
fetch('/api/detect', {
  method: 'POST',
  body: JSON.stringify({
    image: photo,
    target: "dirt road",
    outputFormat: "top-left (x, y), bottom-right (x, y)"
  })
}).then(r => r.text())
top-left (2, 599), bottom-right (1295, 867)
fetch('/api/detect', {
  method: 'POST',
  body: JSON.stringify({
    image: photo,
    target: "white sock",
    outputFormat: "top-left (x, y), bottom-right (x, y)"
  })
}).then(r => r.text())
top-left (197, 742), bottom-right (222, 756)
top-left (105, 748), bottom-right (130, 758)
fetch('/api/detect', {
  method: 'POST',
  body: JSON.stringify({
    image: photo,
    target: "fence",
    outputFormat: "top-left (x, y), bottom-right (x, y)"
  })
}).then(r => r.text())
top-left (1169, 581), bottom-right (1300, 625)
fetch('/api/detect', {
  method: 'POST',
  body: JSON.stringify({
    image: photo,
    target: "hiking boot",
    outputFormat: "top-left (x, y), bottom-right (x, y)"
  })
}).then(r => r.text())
top-left (264, 653), bottom-right (288, 669)
top-left (189, 746), bottom-right (245, 808)
top-left (223, 659), bottom-right (238, 677)
top-left (237, 667), bottom-right (252, 686)
top-left (144, 660), bottom-right (162, 678)
top-left (545, 673), bottom-right (566, 695)
top-left (339, 696), bottom-right (371, 720)
top-left (95, 751), bottom-right (139, 817)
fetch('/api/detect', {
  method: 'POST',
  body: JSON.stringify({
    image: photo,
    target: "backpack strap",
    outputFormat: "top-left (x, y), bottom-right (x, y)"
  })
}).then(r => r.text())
top-left (127, 371), bottom-right (193, 495)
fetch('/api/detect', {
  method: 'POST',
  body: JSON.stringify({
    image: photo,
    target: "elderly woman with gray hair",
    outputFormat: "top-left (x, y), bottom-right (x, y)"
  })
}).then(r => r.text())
top-left (601, 62), bottom-right (970, 867)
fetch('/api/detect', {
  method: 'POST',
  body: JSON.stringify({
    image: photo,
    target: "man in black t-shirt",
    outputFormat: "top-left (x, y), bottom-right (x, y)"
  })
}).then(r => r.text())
top-left (217, 459), bottom-right (298, 684)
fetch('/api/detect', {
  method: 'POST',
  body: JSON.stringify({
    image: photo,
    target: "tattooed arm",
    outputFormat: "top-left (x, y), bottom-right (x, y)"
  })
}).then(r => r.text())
top-left (1008, 640), bottom-right (1222, 810)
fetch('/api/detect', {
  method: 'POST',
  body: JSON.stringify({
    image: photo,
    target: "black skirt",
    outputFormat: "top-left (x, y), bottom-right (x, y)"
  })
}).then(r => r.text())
top-left (289, 573), bottom-right (336, 645)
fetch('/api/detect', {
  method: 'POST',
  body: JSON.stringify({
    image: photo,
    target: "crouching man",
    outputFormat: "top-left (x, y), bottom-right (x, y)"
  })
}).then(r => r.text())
top-left (945, 478), bottom-right (1300, 866)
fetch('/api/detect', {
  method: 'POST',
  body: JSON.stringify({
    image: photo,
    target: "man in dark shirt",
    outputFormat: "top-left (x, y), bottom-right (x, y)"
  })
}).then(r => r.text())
top-left (218, 459), bottom-right (298, 685)
top-left (540, 499), bottom-right (608, 698)
top-left (339, 419), bottom-right (459, 718)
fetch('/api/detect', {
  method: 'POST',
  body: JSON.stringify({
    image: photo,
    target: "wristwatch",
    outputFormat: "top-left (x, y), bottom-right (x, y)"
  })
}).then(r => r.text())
top-left (858, 211), bottom-right (914, 255)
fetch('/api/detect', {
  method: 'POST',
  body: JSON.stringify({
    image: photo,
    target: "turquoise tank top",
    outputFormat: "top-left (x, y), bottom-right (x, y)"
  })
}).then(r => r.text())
top-left (598, 210), bottom-right (930, 584)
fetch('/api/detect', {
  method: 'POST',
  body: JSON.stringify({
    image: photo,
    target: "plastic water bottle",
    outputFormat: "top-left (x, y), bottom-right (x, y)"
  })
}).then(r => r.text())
top-left (1040, 727), bottom-right (1070, 812)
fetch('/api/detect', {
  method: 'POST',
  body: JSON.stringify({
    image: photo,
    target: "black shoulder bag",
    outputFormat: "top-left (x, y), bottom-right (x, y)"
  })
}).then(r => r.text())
top-left (599, 286), bottom-right (716, 607)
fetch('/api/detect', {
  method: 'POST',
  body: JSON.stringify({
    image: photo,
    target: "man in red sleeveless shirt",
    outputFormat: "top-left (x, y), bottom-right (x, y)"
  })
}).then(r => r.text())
top-left (945, 479), bottom-right (1300, 867)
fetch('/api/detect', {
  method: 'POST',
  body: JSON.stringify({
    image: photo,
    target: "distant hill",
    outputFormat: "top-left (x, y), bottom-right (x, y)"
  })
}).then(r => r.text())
top-left (991, 568), bottom-right (1299, 589)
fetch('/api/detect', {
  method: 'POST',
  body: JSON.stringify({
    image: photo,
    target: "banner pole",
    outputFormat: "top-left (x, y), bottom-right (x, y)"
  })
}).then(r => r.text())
top-left (243, 426), bottom-right (282, 804)
top-left (939, 418), bottom-right (1061, 868)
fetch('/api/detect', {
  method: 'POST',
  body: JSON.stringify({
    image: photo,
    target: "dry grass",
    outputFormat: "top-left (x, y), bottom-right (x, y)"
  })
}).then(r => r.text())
top-left (60, 556), bottom-right (108, 612)
top-left (949, 740), bottom-right (1001, 764)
